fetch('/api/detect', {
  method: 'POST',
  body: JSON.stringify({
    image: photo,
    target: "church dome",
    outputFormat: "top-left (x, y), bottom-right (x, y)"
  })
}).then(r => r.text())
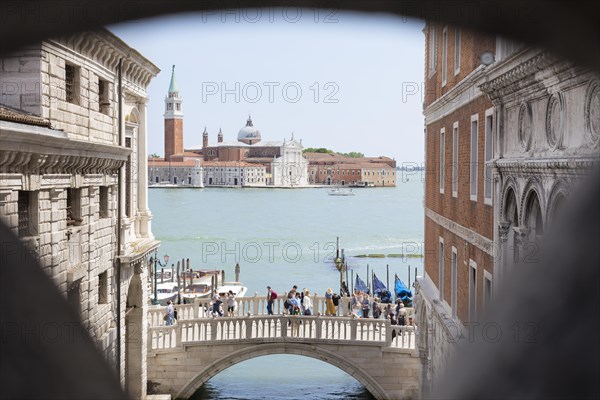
top-left (237, 115), bottom-right (261, 144)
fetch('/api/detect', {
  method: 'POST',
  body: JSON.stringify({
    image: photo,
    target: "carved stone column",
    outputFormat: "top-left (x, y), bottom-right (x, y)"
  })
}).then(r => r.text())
top-left (419, 351), bottom-right (431, 399)
top-left (512, 227), bottom-right (530, 267)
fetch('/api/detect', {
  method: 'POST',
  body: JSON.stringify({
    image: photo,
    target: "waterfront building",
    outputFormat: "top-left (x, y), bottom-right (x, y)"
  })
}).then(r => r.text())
top-left (416, 22), bottom-right (599, 396)
top-left (304, 152), bottom-right (397, 186)
top-left (186, 116), bottom-right (310, 187)
top-left (203, 161), bottom-right (267, 186)
top-left (0, 29), bottom-right (160, 398)
top-left (148, 158), bottom-right (204, 187)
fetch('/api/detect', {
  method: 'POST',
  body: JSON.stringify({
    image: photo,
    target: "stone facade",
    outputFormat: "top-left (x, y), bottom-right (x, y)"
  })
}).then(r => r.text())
top-left (148, 159), bottom-right (204, 187)
top-left (203, 161), bottom-right (267, 186)
top-left (480, 49), bottom-right (599, 287)
top-left (0, 29), bottom-right (160, 399)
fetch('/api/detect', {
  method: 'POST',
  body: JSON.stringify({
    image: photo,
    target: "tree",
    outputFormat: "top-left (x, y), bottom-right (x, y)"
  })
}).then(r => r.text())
top-left (303, 147), bottom-right (334, 154)
top-left (339, 151), bottom-right (364, 158)
top-left (149, 153), bottom-right (161, 159)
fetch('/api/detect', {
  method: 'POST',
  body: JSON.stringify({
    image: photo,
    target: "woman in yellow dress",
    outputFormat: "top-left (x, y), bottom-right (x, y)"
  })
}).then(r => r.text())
top-left (325, 288), bottom-right (336, 316)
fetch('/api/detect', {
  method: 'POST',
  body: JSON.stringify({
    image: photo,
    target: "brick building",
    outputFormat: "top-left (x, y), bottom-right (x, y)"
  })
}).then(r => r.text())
top-left (148, 66), bottom-right (205, 187)
top-left (0, 29), bottom-right (160, 398)
top-left (415, 22), bottom-right (600, 396)
top-left (304, 152), bottom-right (397, 186)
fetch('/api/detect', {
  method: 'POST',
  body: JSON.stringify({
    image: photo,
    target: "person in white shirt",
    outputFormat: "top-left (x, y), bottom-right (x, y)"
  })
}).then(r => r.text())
top-left (226, 290), bottom-right (237, 317)
top-left (302, 290), bottom-right (313, 316)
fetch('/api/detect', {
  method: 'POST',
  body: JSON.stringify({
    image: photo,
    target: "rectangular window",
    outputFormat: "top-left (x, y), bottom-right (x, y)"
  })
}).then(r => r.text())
top-left (99, 186), bottom-right (109, 218)
top-left (454, 27), bottom-right (461, 75)
top-left (98, 270), bottom-right (108, 304)
top-left (451, 247), bottom-right (457, 318)
top-left (469, 260), bottom-right (478, 322)
top-left (439, 128), bottom-right (445, 193)
top-left (428, 24), bottom-right (437, 76)
top-left (65, 63), bottom-right (80, 105)
top-left (66, 188), bottom-right (82, 226)
top-left (67, 281), bottom-right (81, 315)
top-left (484, 109), bottom-right (494, 203)
top-left (470, 114), bottom-right (479, 201)
top-left (452, 122), bottom-right (459, 197)
top-left (441, 26), bottom-right (448, 86)
top-left (483, 270), bottom-right (493, 312)
top-left (18, 191), bottom-right (38, 237)
top-left (98, 79), bottom-right (110, 115)
top-left (18, 191), bottom-right (30, 237)
top-left (439, 238), bottom-right (445, 301)
top-left (125, 137), bottom-right (132, 218)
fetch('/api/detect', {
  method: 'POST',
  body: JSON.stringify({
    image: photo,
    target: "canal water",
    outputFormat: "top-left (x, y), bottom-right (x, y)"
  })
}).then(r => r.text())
top-left (149, 178), bottom-right (424, 399)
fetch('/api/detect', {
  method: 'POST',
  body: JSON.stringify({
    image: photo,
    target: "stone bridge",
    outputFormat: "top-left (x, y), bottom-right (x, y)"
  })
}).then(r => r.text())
top-left (146, 297), bottom-right (420, 399)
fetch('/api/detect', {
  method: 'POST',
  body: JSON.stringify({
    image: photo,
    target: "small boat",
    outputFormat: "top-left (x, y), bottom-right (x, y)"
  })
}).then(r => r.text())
top-left (216, 282), bottom-right (248, 298)
top-left (148, 282), bottom-right (179, 305)
top-left (348, 181), bottom-right (375, 188)
top-left (328, 187), bottom-right (355, 196)
top-left (181, 277), bottom-right (214, 303)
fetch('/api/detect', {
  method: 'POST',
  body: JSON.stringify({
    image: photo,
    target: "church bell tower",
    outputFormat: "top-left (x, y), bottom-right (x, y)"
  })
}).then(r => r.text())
top-left (164, 65), bottom-right (183, 160)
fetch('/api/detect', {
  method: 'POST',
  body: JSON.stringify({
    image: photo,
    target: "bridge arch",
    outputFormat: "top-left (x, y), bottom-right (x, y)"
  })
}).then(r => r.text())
top-left (177, 342), bottom-right (390, 400)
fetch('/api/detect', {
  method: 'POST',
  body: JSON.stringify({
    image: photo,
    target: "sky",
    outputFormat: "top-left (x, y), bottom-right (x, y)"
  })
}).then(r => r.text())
top-left (110, 9), bottom-right (425, 163)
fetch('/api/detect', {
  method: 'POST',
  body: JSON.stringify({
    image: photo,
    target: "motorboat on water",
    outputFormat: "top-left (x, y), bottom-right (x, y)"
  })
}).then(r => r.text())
top-left (328, 187), bottom-right (355, 196)
top-left (180, 277), bottom-right (214, 303)
top-left (148, 282), bottom-right (179, 305)
top-left (217, 282), bottom-right (248, 298)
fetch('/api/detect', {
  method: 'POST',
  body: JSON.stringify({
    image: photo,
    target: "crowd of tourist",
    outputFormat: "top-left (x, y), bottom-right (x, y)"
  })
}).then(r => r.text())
top-left (164, 285), bottom-right (410, 326)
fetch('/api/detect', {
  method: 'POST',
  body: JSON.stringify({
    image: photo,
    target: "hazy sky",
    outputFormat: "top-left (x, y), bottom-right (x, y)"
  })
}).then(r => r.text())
top-left (110, 9), bottom-right (425, 163)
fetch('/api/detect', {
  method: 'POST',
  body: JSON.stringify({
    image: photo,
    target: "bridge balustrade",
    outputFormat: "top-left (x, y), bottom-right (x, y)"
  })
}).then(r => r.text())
top-left (148, 314), bottom-right (415, 352)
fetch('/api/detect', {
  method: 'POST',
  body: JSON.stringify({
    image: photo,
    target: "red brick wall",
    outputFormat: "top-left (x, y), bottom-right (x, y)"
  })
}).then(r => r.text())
top-left (425, 96), bottom-right (494, 240)
top-left (425, 217), bottom-right (493, 323)
top-left (424, 24), bottom-right (495, 108)
top-left (164, 118), bottom-right (183, 159)
top-left (423, 23), bottom-right (496, 324)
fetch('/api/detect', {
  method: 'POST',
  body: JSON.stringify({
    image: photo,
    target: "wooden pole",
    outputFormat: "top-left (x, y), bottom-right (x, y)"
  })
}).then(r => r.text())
top-left (161, 267), bottom-right (164, 284)
top-left (366, 264), bottom-right (369, 293)
top-left (408, 265), bottom-right (411, 289)
top-left (171, 264), bottom-right (174, 282)
top-left (345, 263), bottom-right (349, 296)
top-left (372, 270), bottom-right (375, 296)
top-left (386, 264), bottom-right (390, 291)
top-left (176, 262), bottom-right (181, 304)
top-left (181, 261), bottom-right (186, 302)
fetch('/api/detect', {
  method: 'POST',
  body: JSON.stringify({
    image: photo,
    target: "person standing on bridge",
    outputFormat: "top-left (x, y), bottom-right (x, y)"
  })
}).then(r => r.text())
top-left (361, 293), bottom-right (371, 318)
top-left (227, 290), bottom-right (237, 317)
top-left (325, 288), bottom-right (336, 316)
top-left (266, 286), bottom-right (276, 315)
top-left (302, 290), bottom-right (313, 316)
top-left (211, 292), bottom-right (223, 317)
top-left (165, 300), bottom-right (175, 326)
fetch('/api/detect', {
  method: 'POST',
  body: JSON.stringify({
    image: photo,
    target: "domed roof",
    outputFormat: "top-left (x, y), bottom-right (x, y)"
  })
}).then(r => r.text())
top-left (237, 115), bottom-right (261, 143)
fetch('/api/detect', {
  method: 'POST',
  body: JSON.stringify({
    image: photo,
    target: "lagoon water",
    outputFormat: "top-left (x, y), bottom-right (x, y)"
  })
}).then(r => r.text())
top-left (149, 178), bottom-right (424, 399)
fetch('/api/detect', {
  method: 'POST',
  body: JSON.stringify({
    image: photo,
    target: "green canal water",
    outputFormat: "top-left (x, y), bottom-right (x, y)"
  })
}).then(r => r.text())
top-left (149, 178), bottom-right (424, 399)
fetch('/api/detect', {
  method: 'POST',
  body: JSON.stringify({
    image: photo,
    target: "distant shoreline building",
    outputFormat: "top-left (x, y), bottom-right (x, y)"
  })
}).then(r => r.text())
top-left (148, 67), bottom-right (309, 188)
top-left (304, 152), bottom-right (397, 186)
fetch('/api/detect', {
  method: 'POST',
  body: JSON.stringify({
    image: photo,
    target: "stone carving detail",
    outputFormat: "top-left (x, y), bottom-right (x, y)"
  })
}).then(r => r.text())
top-left (498, 221), bottom-right (511, 242)
top-left (518, 102), bottom-right (533, 152)
top-left (584, 80), bottom-right (600, 148)
top-left (546, 92), bottom-right (565, 150)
